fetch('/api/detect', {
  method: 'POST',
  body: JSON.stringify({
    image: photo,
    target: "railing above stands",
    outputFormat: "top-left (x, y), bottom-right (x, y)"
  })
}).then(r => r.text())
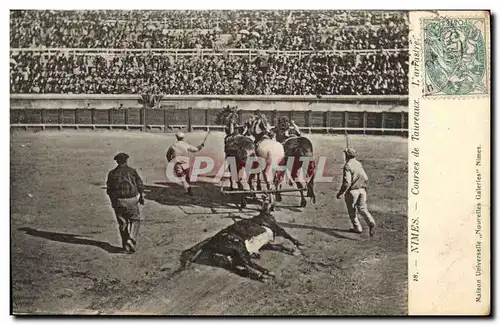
top-left (10, 48), bottom-right (409, 57)
top-left (10, 93), bottom-right (409, 102)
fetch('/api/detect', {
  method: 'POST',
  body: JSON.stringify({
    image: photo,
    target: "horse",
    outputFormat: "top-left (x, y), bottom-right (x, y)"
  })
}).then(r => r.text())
top-left (224, 132), bottom-right (256, 190)
top-left (179, 198), bottom-right (303, 282)
top-left (216, 107), bottom-right (256, 208)
top-left (246, 115), bottom-right (287, 204)
top-left (275, 117), bottom-right (316, 207)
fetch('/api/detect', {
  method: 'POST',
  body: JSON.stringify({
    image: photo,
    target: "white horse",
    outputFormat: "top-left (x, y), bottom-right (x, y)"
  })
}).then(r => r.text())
top-left (246, 116), bottom-right (287, 204)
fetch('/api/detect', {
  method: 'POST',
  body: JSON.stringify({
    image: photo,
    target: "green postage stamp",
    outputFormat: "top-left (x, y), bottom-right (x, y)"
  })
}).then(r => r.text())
top-left (422, 17), bottom-right (489, 97)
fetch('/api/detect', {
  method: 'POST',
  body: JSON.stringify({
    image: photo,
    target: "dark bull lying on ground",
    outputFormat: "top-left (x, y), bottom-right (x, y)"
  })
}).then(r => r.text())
top-left (179, 198), bottom-right (303, 281)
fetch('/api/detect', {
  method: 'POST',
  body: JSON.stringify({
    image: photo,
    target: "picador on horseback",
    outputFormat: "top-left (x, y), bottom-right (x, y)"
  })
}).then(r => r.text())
top-left (243, 113), bottom-right (286, 203)
top-left (275, 116), bottom-right (316, 207)
top-left (216, 107), bottom-right (316, 208)
top-left (249, 113), bottom-right (274, 146)
top-left (216, 106), bottom-right (256, 207)
top-left (276, 117), bottom-right (301, 143)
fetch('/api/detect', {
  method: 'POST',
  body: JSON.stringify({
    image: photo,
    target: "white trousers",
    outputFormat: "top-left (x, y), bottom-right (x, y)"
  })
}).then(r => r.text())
top-left (344, 188), bottom-right (376, 232)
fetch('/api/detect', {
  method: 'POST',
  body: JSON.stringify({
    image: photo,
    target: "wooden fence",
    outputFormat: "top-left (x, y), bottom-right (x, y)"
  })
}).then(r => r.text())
top-left (10, 107), bottom-right (409, 136)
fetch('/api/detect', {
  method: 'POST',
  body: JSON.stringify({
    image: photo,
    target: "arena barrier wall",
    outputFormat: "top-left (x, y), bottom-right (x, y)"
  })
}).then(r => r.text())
top-left (10, 94), bottom-right (408, 135)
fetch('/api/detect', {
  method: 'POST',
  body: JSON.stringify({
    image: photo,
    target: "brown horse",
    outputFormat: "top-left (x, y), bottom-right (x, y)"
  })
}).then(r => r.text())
top-left (275, 117), bottom-right (316, 207)
top-left (216, 107), bottom-right (256, 208)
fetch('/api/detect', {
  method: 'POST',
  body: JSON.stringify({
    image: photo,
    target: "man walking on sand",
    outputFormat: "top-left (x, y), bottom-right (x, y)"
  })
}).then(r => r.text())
top-left (166, 132), bottom-right (204, 195)
top-left (336, 148), bottom-right (376, 237)
top-left (106, 153), bottom-right (145, 253)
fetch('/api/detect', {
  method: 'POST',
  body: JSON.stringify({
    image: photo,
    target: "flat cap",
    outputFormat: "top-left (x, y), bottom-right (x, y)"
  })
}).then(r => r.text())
top-left (175, 132), bottom-right (185, 140)
top-left (343, 148), bottom-right (357, 158)
top-left (114, 152), bottom-right (129, 162)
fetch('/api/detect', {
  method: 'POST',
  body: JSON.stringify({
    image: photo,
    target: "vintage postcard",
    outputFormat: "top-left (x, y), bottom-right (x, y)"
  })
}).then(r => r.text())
top-left (9, 9), bottom-right (490, 316)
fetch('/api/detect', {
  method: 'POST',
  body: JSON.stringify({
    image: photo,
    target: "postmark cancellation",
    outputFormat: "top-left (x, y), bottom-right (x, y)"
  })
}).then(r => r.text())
top-left (422, 16), bottom-right (489, 97)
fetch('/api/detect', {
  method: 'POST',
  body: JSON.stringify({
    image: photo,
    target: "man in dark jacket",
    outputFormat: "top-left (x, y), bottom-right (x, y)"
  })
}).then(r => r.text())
top-left (106, 153), bottom-right (145, 253)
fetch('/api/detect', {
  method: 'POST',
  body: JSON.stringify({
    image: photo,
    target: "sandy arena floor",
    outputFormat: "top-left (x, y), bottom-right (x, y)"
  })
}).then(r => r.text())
top-left (11, 130), bottom-right (408, 315)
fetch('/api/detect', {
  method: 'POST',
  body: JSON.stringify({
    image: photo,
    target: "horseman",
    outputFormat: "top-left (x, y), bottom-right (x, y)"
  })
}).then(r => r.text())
top-left (286, 120), bottom-right (301, 138)
top-left (241, 115), bottom-right (255, 138)
top-left (225, 119), bottom-right (241, 139)
top-left (276, 117), bottom-right (301, 143)
top-left (221, 106), bottom-right (247, 141)
top-left (250, 113), bottom-right (273, 146)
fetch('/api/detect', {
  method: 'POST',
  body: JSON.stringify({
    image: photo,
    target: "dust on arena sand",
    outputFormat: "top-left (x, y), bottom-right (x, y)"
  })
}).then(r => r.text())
top-left (11, 130), bottom-right (408, 315)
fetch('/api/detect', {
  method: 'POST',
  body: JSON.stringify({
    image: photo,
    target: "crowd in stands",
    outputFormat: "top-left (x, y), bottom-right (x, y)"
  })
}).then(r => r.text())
top-left (10, 10), bottom-right (408, 51)
top-left (10, 10), bottom-right (409, 95)
top-left (11, 11), bottom-right (222, 49)
top-left (10, 51), bottom-right (408, 95)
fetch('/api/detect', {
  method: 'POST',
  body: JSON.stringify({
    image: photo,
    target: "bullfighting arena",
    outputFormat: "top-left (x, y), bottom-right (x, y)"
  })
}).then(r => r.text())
top-left (11, 130), bottom-right (408, 315)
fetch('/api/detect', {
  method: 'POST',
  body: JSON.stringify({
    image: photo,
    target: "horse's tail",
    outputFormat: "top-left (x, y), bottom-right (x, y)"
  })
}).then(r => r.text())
top-left (272, 145), bottom-right (287, 185)
top-left (305, 156), bottom-right (316, 203)
top-left (297, 138), bottom-right (316, 203)
top-left (307, 156), bottom-right (316, 175)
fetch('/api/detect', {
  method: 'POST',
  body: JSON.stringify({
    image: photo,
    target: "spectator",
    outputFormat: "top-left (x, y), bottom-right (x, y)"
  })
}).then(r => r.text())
top-left (10, 50), bottom-right (409, 95)
top-left (11, 10), bottom-right (408, 51)
top-left (10, 10), bottom-right (409, 95)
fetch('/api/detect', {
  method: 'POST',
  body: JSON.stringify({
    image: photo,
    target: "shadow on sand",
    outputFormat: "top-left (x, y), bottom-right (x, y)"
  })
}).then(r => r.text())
top-left (18, 227), bottom-right (123, 253)
top-left (144, 180), bottom-right (263, 213)
top-left (277, 222), bottom-right (359, 241)
top-left (145, 178), bottom-right (308, 214)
